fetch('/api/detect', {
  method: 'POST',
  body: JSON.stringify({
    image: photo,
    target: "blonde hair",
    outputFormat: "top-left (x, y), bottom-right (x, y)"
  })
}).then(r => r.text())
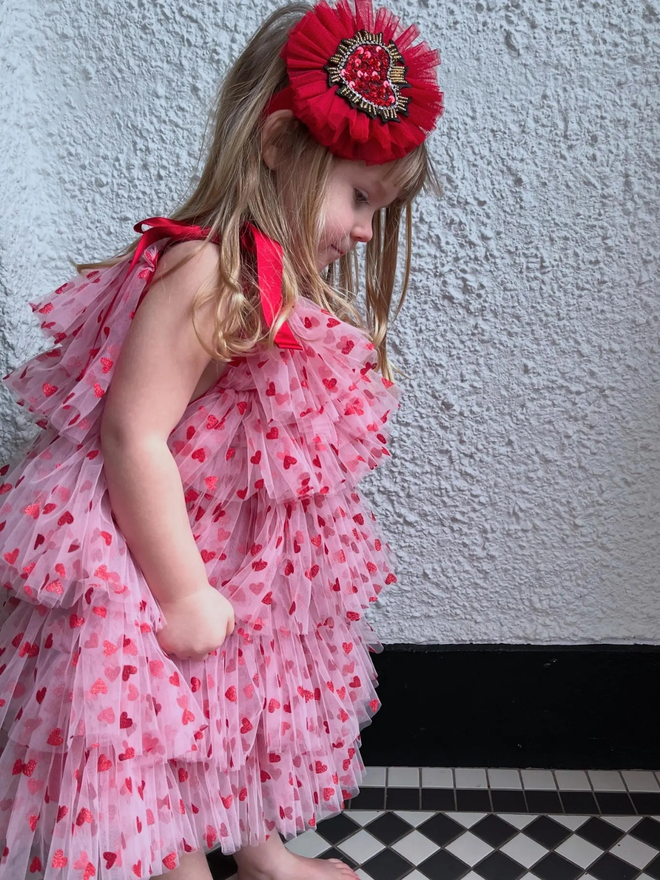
top-left (80, 2), bottom-right (439, 380)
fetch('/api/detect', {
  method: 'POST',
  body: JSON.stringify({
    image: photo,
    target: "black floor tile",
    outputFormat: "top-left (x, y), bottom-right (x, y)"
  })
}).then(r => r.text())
top-left (471, 814), bottom-right (518, 847)
top-left (207, 850), bottom-right (237, 880)
top-left (421, 788), bottom-right (456, 811)
top-left (575, 817), bottom-right (625, 850)
top-left (360, 847), bottom-right (415, 880)
top-left (631, 792), bottom-right (660, 814)
top-left (491, 789), bottom-right (527, 813)
top-left (631, 816), bottom-right (660, 849)
top-left (595, 792), bottom-right (636, 815)
top-left (474, 850), bottom-right (527, 880)
top-left (560, 791), bottom-right (599, 814)
top-left (531, 852), bottom-right (583, 880)
top-left (525, 816), bottom-right (572, 849)
top-left (417, 848), bottom-right (471, 880)
top-left (316, 811), bottom-right (362, 845)
top-left (385, 787), bottom-right (421, 810)
top-left (346, 787), bottom-right (386, 810)
top-left (645, 852), bottom-right (660, 880)
top-left (526, 790), bottom-right (563, 814)
top-left (417, 812), bottom-right (466, 847)
top-left (456, 789), bottom-right (491, 812)
top-left (364, 811), bottom-right (414, 845)
top-left (588, 852), bottom-right (639, 880)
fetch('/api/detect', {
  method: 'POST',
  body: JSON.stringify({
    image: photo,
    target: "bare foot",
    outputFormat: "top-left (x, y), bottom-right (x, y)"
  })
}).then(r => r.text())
top-left (234, 832), bottom-right (358, 880)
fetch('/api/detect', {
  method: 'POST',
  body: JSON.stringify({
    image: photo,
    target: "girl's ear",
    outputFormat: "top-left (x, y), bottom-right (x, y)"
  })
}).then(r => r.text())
top-left (261, 109), bottom-right (295, 170)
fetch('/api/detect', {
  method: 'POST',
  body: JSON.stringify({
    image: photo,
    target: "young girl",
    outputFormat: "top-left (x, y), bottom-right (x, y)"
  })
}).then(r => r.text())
top-left (0, 1), bottom-right (443, 877)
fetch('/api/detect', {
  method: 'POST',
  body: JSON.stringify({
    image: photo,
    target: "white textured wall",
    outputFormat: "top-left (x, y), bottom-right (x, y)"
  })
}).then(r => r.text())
top-left (1, 0), bottom-right (659, 644)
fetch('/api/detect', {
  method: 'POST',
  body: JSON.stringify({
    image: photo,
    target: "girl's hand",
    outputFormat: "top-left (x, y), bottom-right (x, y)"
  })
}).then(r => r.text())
top-left (156, 586), bottom-right (235, 661)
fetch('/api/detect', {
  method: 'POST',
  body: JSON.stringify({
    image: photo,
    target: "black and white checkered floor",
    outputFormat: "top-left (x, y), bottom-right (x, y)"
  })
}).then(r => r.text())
top-left (207, 768), bottom-right (660, 880)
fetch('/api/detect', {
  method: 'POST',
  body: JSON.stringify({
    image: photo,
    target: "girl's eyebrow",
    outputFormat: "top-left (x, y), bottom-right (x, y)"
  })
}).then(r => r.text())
top-left (368, 177), bottom-right (401, 205)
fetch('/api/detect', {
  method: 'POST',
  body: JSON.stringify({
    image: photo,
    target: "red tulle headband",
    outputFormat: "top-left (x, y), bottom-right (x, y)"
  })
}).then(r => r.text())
top-left (268, 0), bottom-right (444, 165)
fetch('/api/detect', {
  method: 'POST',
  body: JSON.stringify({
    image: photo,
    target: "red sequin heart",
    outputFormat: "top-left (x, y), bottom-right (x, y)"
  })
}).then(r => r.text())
top-left (340, 44), bottom-right (396, 108)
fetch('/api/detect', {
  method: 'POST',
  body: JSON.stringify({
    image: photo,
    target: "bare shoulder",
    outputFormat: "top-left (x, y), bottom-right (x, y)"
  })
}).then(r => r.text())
top-left (101, 240), bottom-right (224, 441)
top-left (151, 239), bottom-right (221, 298)
top-left (155, 238), bottom-right (221, 274)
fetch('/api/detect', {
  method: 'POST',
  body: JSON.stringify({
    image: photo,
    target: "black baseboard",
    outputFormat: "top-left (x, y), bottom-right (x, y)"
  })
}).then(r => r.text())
top-left (360, 644), bottom-right (660, 770)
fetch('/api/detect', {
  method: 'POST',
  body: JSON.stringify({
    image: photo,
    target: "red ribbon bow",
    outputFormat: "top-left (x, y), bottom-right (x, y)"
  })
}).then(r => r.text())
top-left (131, 217), bottom-right (302, 351)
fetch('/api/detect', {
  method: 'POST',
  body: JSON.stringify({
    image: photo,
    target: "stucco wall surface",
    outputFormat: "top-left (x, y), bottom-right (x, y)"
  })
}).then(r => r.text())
top-left (1, 0), bottom-right (659, 644)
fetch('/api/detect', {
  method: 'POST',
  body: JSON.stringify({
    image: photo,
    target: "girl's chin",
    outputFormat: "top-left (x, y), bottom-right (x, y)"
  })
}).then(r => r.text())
top-left (317, 249), bottom-right (339, 271)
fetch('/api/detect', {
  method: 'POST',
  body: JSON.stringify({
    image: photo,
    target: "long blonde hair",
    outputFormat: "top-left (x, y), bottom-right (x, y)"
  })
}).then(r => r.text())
top-left (80, 3), bottom-right (439, 380)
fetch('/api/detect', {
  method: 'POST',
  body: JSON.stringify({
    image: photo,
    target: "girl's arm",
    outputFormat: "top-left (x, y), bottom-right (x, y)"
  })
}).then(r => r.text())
top-left (100, 241), bottom-right (234, 658)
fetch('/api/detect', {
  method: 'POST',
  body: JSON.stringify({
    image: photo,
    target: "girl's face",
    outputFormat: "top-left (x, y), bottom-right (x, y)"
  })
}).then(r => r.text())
top-left (316, 159), bottom-right (402, 270)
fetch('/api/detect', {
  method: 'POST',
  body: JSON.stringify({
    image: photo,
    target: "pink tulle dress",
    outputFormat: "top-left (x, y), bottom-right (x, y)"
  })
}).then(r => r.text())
top-left (0, 224), bottom-right (400, 879)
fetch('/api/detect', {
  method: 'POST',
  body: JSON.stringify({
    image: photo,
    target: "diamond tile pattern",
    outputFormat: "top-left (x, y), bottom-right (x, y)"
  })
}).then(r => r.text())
top-left (208, 767), bottom-right (660, 880)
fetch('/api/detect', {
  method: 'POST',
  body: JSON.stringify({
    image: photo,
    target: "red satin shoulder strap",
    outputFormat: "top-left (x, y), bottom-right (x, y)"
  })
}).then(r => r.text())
top-left (130, 217), bottom-right (302, 351)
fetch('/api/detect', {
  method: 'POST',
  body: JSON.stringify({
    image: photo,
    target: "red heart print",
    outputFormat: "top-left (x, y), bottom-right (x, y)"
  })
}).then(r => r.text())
top-left (47, 728), bottom-right (64, 746)
top-left (162, 854), bottom-right (177, 870)
top-left (51, 850), bottom-right (68, 868)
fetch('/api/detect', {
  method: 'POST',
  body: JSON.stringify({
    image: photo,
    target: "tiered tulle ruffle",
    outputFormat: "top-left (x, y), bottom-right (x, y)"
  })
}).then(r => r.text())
top-left (0, 240), bottom-right (400, 879)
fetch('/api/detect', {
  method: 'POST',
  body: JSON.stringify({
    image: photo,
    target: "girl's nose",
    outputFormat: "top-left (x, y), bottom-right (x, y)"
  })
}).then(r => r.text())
top-left (352, 218), bottom-right (373, 244)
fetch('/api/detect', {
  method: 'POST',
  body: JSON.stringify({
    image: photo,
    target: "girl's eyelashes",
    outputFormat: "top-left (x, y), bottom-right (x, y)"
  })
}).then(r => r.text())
top-left (354, 188), bottom-right (369, 204)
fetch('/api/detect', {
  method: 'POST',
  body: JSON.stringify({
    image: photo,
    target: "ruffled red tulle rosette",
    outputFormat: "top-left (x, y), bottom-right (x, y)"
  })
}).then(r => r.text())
top-left (281, 0), bottom-right (444, 164)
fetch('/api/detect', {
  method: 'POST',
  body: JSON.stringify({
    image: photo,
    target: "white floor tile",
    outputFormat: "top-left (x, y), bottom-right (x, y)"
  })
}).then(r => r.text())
top-left (361, 766), bottom-right (386, 787)
top-left (391, 829), bottom-right (440, 864)
top-left (394, 810), bottom-right (436, 827)
top-left (285, 830), bottom-right (331, 858)
top-left (502, 814), bottom-right (537, 830)
top-left (610, 835), bottom-right (659, 869)
top-left (455, 768), bottom-right (488, 789)
top-left (336, 829), bottom-right (385, 863)
top-left (588, 770), bottom-right (627, 791)
top-left (348, 810), bottom-right (384, 826)
top-left (388, 766), bottom-right (420, 788)
top-left (421, 767), bottom-right (454, 788)
top-left (445, 831), bottom-right (494, 866)
top-left (555, 770), bottom-right (591, 791)
top-left (555, 835), bottom-right (603, 868)
top-left (521, 769), bottom-right (556, 790)
top-left (606, 816), bottom-right (644, 832)
top-left (400, 873), bottom-right (429, 880)
top-left (500, 834), bottom-right (548, 868)
top-left (623, 770), bottom-right (660, 791)
top-left (355, 871), bottom-right (372, 880)
top-left (487, 768), bottom-right (523, 789)
top-left (552, 815), bottom-right (590, 831)
top-left (447, 812), bottom-right (487, 828)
